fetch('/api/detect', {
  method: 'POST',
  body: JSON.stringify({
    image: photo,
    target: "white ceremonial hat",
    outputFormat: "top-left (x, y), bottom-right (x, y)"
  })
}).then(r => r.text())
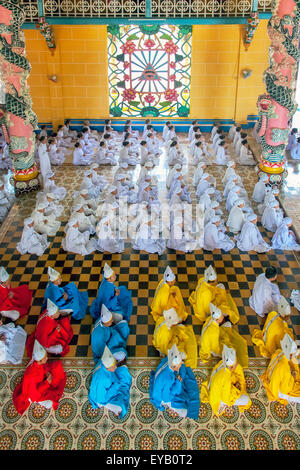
top-left (101, 215), bottom-right (111, 225)
top-left (259, 173), bottom-right (268, 182)
top-left (108, 185), bottom-right (117, 193)
top-left (46, 192), bottom-right (56, 199)
top-left (145, 161), bottom-right (154, 168)
top-left (277, 296), bottom-right (291, 317)
top-left (0, 267), bottom-right (9, 283)
top-left (235, 199), bottom-right (244, 206)
top-left (69, 217), bottom-right (79, 227)
top-left (272, 188), bottom-right (280, 195)
top-left (116, 174), bottom-right (126, 181)
top-left (211, 215), bottom-right (221, 223)
top-left (164, 266), bottom-right (176, 283)
top-left (174, 163), bottom-right (182, 170)
top-left (233, 186), bottom-right (241, 193)
top-left (73, 203), bottom-right (83, 212)
top-left (100, 304), bottom-right (113, 323)
top-left (47, 298), bottom-right (59, 317)
top-left (103, 263), bottom-right (114, 279)
top-left (222, 345), bottom-right (236, 368)
top-left (46, 170), bottom-right (55, 178)
top-left (101, 345), bottom-right (116, 368)
top-left (270, 200), bottom-right (279, 208)
top-left (163, 307), bottom-right (180, 329)
top-left (37, 201), bottom-right (47, 210)
top-left (47, 266), bottom-right (60, 282)
top-left (91, 163), bottom-right (99, 169)
top-left (202, 173), bottom-right (209, 179)
top-left (33, 339), bottom-right (47, 362)
top-left (24, 217), bottom-right (34, 226)
top-left (280, 333), bottom-right (297, 359)
top-left (283, 217), bottom-right (292, 225)
top-left (175, 186), bottom-right (183, 195)
top-left (247, 213), bottom-right (257, 222)
top-left (168, 344), bottom-right (185, 368)
top-left (207, 187), bottom-right (215, 195)
top-left (120, 162), bottom-right (128, 169)
top-left (204, 265), bottom-right (217, 282)
top-left (209, 303), bottom-right (222, 320)
top-left (227, 161), bottom-right (235, 167)
top-left (210, 201), bottom-right (219, 209)
top-left (80, 189), bottom-right (88, 195)
top-left (84, 170), bottom-right (93, 177)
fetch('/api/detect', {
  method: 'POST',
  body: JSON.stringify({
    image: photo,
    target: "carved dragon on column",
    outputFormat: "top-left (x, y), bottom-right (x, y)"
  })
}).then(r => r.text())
top-left (0, 0), bottom-right (40, 196)
top-left (256, 0), bottom-right (300, 187)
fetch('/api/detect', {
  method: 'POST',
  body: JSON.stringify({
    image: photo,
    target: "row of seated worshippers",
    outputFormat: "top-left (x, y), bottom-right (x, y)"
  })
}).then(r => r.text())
top-left (0, 256), bottom-right (298, 417)
top-left (286, 128), bottom-right (300, 160)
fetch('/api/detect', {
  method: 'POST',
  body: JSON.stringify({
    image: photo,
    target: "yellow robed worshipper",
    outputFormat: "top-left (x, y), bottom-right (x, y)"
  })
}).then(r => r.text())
top-left (261, 334), bottom-right (300, 405)
top-left (201, 345), bottom-right (251, 417)
top-left (151, 266), bottom-right (188, 323)
top-left (252, 296), bottom-right (294, 358)
top-left (153, 308), bottom-right (197, 369)
top-left (199, 303), bottom-right (248, 367)
top-left (188, 265), bottom-right (239, 324)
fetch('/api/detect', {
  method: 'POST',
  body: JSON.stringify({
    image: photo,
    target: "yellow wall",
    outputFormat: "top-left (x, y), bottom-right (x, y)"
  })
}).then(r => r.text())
top-left (25, 22), bottom-right (269, 126)
top-left (190, 21), bottom-right (269, 122)
top-left (25, 26), bottom-right (109, 129)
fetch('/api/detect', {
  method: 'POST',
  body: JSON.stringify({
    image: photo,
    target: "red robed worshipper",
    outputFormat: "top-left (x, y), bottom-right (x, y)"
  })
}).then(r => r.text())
top-left (0, 267), bottom-right (33, 321)
top-left (13, 339), bottom-right (66, 415)
top-left (26, 298), bottom-right (73, 358)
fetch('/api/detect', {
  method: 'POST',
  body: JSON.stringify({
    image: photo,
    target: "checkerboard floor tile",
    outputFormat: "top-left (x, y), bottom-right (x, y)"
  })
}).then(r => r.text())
top-left (0, 133), bottom-right (300, 359)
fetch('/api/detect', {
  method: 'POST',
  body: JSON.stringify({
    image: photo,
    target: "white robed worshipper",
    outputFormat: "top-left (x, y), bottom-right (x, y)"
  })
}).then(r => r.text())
top-left (57, 125), bottom-right (72, 147)
top-left (234, 132), bottom-right (247, 156)
top-left (251, 173), bottom-right (269, 203)
top-left (226, 199), bottom-right (247, 234)
top-left (0, 321), bottom-right (27, 365)
top-left (291, 290), bottom-right (300, 312)
top-left (0, 179), bottom-right (13, 223)
top-left (204, 200), bottom-right (223, 226)
top-left (48, 139), bottom-right (65, 166)
top-left (257, 187), bottom-right (279, 215)
top-left (203, 216), bottom-right (235, 252)
top-left (137, 161), bottom-right (154, 186)
top-left (38, 137), bottom-right (52, 185)
top-left (167, 214), bottom-right (198, 253)
top-left (192, 142), bottom-right (208, 166)
top-left (62, 120), bottom-right (77, 139)
top-left (140, 141), bottom-right (156, 166)
top-left (249, 266), bottom-right (281, 318)
top-left (166, 163), bottom-right (182, 189)
top-left (290, 138), bottom-right (300, 160)
top-left (192, 161), bottom-right (207, 188)
top-left (222, 161), bottom-right (241, 186)
top-left (199, 187), bottom-right (216, 212)
top-left (72, 188), bottom-right (97, 214)
top-left (271, 217), bottom-right (300, 251)
top-left (119, 141), bottom-right (139, 166)
top-left (115, 174), bottom-right (138, 204)
top-left (196, 173), bottom-right (211, 199)
top-left (96, 215), bottom-right (124, 254)
top-left (146, 134), bottom-right (163, 157)
top-left (62, 218), bottom-right (97, 256)
top-left (225, 186), bottom-right (242, 213)
top-left (188, 122), bottom-right (198, 141)
top-left (80, 170), bottom-right (102, 200)
top-left (167, 142), bottom-right (183, 166)
top-left (32, 201), bottom-right (61, 237)
top-left (238, 140), bottom-right (256, 165)
top-left (132, 215), bottom-right (166, 255)
top-left (69, 204), bottom-right (96, 235)
top-left (73, 142), bottom-right (92, 166)
top-left (215, 142), bottom-right (229, 165)
top-left (17, 218), bottom-right (50, 257)
top-left (261, 200), bottom-right (283, 232)
top-left (95, 141), bottom-right (117, 166)
top-left (37, 192), bottom-right (63, 219)
top-left (235, 213), bottom-right (271, 253)
top-left (286, 128), bottom-right (297, 151)
top-left (211, 123), bottom-right (219, 141)
top-left (90, 163), bottom-right (109, 190)
top-left (43, 171), bottom-right (66, 201)
top-left (228, 124), bottom-right (238, 142)
top-left (223, 175), bottom-right (241, 199)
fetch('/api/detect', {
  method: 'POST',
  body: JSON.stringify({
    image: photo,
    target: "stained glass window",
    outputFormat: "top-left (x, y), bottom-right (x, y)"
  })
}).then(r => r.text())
top-left (107, 24), bottom-right (192, 118)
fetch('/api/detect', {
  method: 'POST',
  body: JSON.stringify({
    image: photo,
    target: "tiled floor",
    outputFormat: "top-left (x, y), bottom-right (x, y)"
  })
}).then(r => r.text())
top-left (0, 133), bottom-right (299, 359)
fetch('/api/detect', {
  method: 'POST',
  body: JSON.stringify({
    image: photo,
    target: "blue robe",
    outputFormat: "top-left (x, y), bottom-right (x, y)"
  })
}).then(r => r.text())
top-left (88, 360), bottom-right (132, 418)
top-left (91, 318), bottom-right (130, 364)
top-left (149, 357), bottom-right (200, 420)
top-left (43, 281), bottom-right (88, 320)
top-left (90, 277), bottom-right (133, 322)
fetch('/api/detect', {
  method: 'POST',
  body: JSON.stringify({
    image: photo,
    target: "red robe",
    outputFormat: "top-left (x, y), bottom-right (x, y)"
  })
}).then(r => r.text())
top-left (13, 360), bottom-right (66, 415)
top-left (26, 311), bottom-right (73, 358)
top-left (0, 283), bottom-right (32, 318)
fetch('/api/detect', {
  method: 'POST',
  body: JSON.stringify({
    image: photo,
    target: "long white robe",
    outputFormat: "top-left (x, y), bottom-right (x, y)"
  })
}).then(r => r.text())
top-left (73, 148), bottom-right (91, 166)
top-left (32, 210), bottom-right (60, 237)
top-left (227, 205), bottom-right (246, 233)
top-left (249, 273), bottom-right (281, 317)
top-left (271, 223), bottom-right (300, 251)
top-left (133, 223), bottom-right (166, 255)
top-left (38, 144), bottom-right (51, 183)
top-left (49, 143), bottom-right (65, 165)
top-left (228, 126), bottom-right (236, 141)
top-left (203, 223), bottom-right (235, 252)
top-left (0, 323), bottom-right (27, 365)
top-left (69, 211), bottom-right (96, 234)
top-left (167, 221), bottom-right (198, 253)
top-left (215, 146), bottom-right (228, 165)
top-left (291, 290), bottom-right (300, 312)
top-left (261, 206), bottom-right (283, 232)
top-left (95, 147), bottom-right (117, 165)
top-left (252, 180), bottom-right (266, 203)
top-left (96, 223), bottom-right (124, 253)
top-left (0, 193), bottom-right (9, 222)
top-left (290, 143), bottom-right (300, 160)
top-left (43, 179), bottom-right (66, 201)
top-left (62, 226), bottom-right (97, 255)
top-left (80, 177), bottom-right (101, 199)
top-left (236, 221), bottom-right (271, 252)
top-left (238, 145), bottom-right (256, 165)
top-left (16, 225), bottom-right (49, 256)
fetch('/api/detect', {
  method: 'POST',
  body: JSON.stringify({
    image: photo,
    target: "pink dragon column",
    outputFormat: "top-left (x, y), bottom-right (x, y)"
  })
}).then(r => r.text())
top-left (0, 0), bottom-right (40, 196)
top-left (256, 0), bottom-right (300, 188)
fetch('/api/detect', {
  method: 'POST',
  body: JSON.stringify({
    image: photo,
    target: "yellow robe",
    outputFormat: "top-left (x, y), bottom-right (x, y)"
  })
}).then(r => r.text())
top-left (188, 277), bottom-right (239, 324)
top-left (201, 360), bottom-right (251, 416)
top-left (199, 317), bottom-right (249, 368)
top-left (261, 349), bottom-right (300, 405)
top-left (151, 279), bottom-right (188, 322)
top-left (153, 316), bottom-right (198, 369)
top-left (252, 311), bottom-right (294, 358)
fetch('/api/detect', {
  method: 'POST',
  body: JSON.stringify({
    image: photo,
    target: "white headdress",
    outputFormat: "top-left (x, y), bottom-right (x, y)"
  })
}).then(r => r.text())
top-left (167, 344), bottom-right (185, 368)
top-left (101, 346), bottom-right (116, 368)
top-left (280, 333), bottom-right (297, 359)
top-left (103, 263), bottom-right (114, 279)
top-left (204, 265), bottom-right (217, 282)
top-left (277, 296), bottom-right (291, 317)
top-left (163, 308), bottom-right (180, 329)
top-left (33, 340), bottom-right (47, 362)
top-left (101, 304), bottom-right (113, 323)
top-left (0, 267), bottom-right (9, 283)
top-left (209, 303), bottom-right (222, 320)
top-left (48, 266), bottom-right (60, 282)
top-left (164, 266), bottom-right (175, 283)
top-left (222, 345), bottom-right (236, 368)
top-left (47, 298), bottom-right (59, 317)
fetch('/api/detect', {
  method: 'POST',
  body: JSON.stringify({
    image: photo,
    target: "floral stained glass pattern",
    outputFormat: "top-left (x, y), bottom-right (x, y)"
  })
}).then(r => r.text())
top-left (107, 24), bottom-right (192, 118)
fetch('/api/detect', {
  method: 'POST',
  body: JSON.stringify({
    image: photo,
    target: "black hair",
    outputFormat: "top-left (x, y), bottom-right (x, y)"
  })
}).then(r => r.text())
top-left (220, 141), bottom-right (225, 146)
top-left (75, 142), bottom-right (80, 148)
top-left (195, 141), bottom-right (202, 147)
top-left (123, 141), bottom-right (129, 147)
top-left (216, 129), bottom-right (222, 135)
top-left (297, 137), bottom-right (300, 143)
top-left (103, 133), bottom-right (111, 139)
top-left (219, 135), bottom-right (225, 140)
top-left (241, 132), bottom-right (247, 139)
top-left (77, 132), bottom-right (83, 138)
top-left (195, 134), bottom-right (201, 140)
top-left (193, 126), bottom-right (199, 132)
top-left (82, 127), bottom-right (88, 133)
top-left (170, 141), bottom-right (177, 147)
top-left (41, 125), bottom-right (46, 130)
top-left (265, 266), bottom-right (277, 279)
top-left (65, 119), bottom-right (70, 124)
top-left (291, 128), bottom-right (298, 134)
top-left (192, 120), bottom-right (198, 125)
top-left (100, 141), bottom-right (105, 147)
top-left (105, 119), bottom-right (111, 125)
top-left (145, 119), bottom-right (151, 124)
top-left (241, 139), bottom-right (248, 145)
top-left (48, 138), bottom-right (54, 144)
top-left (125, 120), bottom-right (131, 124)
top-left (147, 125), bottom-right (153, 130)
top-left (124, 125), bottom-right (130, 132)
top-left (236, 127), bottom-right (242, 132)
top-left (39, 136), bottom-right (46, 142)
top-left (147, 133), bottom-right (153, 138)
top-left (124, 132), bottom-right (130, 140)
top-left (166, 121), bottom-right (171, 126)
top-left (57, 125), bottom-right (63, 130)
top-left (51, 132), bottom-right (58, 138)
top-left (141, 140), bottom-right (147, 145)
top-left (105, 125), bottom-right (111, 131)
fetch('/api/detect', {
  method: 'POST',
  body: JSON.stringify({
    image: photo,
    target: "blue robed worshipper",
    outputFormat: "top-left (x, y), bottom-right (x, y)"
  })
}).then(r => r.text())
top-left (90, 263), bottom-right (133, 322)
top-left (149, 344), bottom-right (200, 419)
top-left (91, 304), bottom-right (130, 364)
top-left (43, 267), bottom-right (88, 320)
top-left (88, 346), bottom-right (132, 418)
